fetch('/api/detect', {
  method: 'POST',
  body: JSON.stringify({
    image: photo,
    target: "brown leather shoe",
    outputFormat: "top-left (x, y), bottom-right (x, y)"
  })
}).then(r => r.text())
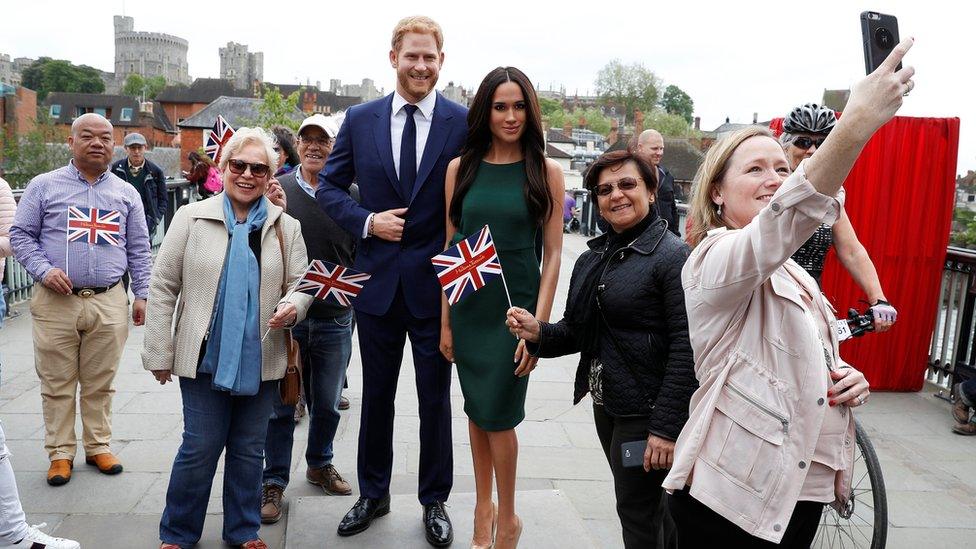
top-left (237, 540), bottom-right (268, 549)
top-left (85, 452), bottom-right (123, 474)
top-left (952, 421), bottom-right (976, 435)
top-left (47, 459), bottom-right (73, 486)
top-left (952, 384), bottom-right (972, 424)
top-left (260, 484), bottom-right (284, 524)
top-left (307, 464), bottom-right (352, 495)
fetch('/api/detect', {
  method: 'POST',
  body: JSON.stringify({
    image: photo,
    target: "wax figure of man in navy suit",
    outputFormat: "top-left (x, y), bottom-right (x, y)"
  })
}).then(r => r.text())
top-left (315, 15), bottom-right (467, 547)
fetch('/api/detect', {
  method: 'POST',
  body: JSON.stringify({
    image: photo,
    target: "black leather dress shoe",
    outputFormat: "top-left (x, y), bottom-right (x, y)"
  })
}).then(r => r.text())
top-left (423, 501), bottom-right (454, 547)
top-left (337, 495), bottom-right (391, 536)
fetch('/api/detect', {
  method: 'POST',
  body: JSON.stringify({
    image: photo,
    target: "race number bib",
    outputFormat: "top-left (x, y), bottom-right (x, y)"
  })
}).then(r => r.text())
top-left (832, 319), bottom-right (853, 342)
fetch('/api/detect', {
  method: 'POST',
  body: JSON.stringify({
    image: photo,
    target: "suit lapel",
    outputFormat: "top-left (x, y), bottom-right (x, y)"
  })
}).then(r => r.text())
top-left (372, 95), bottom-right (402, 199)
top-left (410, 93), bottom-right (454, 204)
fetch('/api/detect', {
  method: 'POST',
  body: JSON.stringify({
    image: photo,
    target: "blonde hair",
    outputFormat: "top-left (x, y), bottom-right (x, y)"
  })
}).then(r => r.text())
top-left (687, 126), bottom-right (774, 247)
top-left (218, 126), bottom-right (279, 174)
top-left (391, 15), bottom-right (444, 52)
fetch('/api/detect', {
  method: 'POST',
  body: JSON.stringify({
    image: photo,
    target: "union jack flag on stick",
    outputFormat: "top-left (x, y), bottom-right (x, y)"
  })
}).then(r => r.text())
top-left (66, 207), bottom-right (122, 246)
top-left (205, 114), bottom-right (235, 163)
top-left (295, 260), bottom-right (372, 306)
top-left (261, 260), bottom-right (372, 342)
top-left (431, 225), bottom-right (511, 307)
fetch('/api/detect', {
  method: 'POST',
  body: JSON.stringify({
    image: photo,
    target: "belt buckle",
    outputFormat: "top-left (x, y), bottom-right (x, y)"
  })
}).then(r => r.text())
top-left (79, 288), bottom-right (95, 298)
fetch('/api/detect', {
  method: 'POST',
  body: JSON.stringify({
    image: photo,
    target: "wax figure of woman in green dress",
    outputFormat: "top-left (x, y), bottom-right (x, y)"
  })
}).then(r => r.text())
top-left (440, 67), bottom-right (564, 549)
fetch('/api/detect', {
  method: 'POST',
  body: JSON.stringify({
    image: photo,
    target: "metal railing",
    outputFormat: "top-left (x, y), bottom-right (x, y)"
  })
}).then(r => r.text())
top-left (928, 246), bottom-right (976, 393)
top-left (3, 179), bottom-right (199, 308)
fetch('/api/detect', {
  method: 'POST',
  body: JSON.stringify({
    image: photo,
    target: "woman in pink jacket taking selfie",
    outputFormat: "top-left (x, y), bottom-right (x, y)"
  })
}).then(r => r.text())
top-left (663, 38), bottom-right (915, 547)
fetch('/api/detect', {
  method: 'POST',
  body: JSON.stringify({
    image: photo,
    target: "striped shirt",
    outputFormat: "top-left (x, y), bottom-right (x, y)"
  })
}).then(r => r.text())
top-left (10, 161), bottom-right (153, 299)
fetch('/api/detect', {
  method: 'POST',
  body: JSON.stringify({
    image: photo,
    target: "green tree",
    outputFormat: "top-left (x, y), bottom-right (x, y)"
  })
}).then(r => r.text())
top-left (539, 97), bottom-right (563, 118)
top-left (660, 84), bottom-right (695, 124)
top-left (241, 86), bottom-right (302, 132)
top-left (644, 109), bottom-right (699, 138)
top-left (594, 60), bottom-right (661, 120)
top-left (576, 107), bottom-right (611, 135)
top-left (20, 57), bottom-right (105, 100)
top-left (122, 74), bottom-right (167, 100)
top-left (0, 111), bottom-right (71, 188)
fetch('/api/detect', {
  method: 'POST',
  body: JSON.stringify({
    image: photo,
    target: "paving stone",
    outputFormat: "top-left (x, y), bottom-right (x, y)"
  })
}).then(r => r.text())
top-left (0, 413), bottom-right (44, 440)
top-left (285, 490), bottom-right (598, 548)
top-left (18, 471), bottom-right (157, 514)
top-left (885, 489), bottom-right (976, 528)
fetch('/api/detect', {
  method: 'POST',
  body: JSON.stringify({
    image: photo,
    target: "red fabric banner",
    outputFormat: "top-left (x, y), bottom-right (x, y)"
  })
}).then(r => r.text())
top-left (770, 116), bottom-right (960, 390)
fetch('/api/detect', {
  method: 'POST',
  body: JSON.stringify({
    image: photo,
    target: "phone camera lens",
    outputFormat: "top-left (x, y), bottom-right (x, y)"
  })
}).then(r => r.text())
top-left (875, 28), bottom-right (894, 49)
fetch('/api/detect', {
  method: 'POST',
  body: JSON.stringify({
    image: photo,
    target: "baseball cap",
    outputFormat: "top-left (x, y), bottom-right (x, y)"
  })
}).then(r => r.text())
top-left (123, 133), bottom-right (147, 147)
top-left (298, 114), bottom-right (340, 140)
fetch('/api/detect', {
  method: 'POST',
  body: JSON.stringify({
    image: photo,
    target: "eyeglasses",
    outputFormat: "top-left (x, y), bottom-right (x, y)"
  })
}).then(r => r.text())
top-left (793, 136), bottom-right (827, 150)
top-left (594, 177), bottom-right (641, 197)
top-left (227, 159), bottom-right (270, 178)
top-left (299, 136), bottom-right (333, 147)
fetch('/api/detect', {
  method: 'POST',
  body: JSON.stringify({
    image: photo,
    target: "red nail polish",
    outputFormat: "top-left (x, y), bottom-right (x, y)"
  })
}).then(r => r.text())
top-left (829, 400), bottom-right (835, 407)
top-left (827, 390), bottom-right (833, 397)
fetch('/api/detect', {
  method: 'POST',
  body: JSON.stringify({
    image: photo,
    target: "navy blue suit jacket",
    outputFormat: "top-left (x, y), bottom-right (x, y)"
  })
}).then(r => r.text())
top-left (316, 92), bottom-right (468, 318)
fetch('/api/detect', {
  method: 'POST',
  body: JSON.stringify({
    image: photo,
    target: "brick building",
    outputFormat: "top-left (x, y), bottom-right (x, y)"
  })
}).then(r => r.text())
top-left (43, 92), bottom-right (177, 146)
top-left (1, 85), bottom-right (37, 138)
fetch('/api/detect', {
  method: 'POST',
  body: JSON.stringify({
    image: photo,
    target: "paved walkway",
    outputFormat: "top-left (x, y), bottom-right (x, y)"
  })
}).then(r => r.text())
top-left (1, 233), bottom-right (975, 547)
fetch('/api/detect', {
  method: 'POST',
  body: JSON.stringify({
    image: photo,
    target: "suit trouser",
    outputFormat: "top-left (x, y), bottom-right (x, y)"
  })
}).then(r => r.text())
top-left (355, 286), bottom-right (453, 504)
top-left (30, 283), bottom-right (128, 460)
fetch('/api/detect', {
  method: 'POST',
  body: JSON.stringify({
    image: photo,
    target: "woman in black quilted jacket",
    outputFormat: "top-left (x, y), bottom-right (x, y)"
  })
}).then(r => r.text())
top-left (506, 148), bottom-right (697, 548)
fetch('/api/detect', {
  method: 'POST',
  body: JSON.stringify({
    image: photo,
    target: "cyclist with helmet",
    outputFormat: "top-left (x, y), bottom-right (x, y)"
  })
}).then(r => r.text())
top-left (780, 103), bottom-right (897, 333)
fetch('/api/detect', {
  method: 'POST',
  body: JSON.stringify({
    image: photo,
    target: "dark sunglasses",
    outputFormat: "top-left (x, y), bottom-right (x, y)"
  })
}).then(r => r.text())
top-left (595, 177), bottom-right (641, 197)
top-left (227, 159), bottom-right (270, 178)
top-left (793, 136), bottom-right (827, 150)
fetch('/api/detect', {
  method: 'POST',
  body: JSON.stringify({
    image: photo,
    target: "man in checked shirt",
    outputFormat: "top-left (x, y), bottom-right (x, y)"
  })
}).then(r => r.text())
top-left (10, 113), bottom-right (152, 487)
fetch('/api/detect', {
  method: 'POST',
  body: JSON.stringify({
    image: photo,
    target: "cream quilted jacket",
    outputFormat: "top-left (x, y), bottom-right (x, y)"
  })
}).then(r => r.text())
top-left (0, 177), bottom-right (16, 279)
top-left (141, 195), bottom-right (312, 380)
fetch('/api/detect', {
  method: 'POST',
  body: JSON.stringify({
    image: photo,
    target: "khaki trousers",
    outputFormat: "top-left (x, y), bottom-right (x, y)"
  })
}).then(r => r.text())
top-left (30, 283), bottom-right (128, 460)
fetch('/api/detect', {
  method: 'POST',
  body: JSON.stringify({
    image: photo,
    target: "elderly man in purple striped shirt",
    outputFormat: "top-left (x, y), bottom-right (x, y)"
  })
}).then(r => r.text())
top-left (10, 113), bottom-right (153, 487)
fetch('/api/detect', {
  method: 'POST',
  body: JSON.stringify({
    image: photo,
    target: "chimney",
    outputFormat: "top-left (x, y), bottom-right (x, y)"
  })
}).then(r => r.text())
top-left (139, 101), bottom-right (154, 115)
top-left (607, 118), bottom-right (619, 146)
top-left (302, 91), bottom-right (317, 114)
top-left (725, 116), bottom-right (730, 124)
top-left (694, 116), bottom-right (701, 130)
top-left (634, 109), bottom-right (645, 135)
top-left (563, 121), bottom-right (572, 136)
top-left (316, 80), bottom-right (321, 90)
top-left (753, 112), bottom-right (758, 124)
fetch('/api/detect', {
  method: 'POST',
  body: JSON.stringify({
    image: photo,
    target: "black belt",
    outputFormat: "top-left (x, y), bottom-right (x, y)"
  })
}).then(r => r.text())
top-left (71, 279), bottom-right (121, 298)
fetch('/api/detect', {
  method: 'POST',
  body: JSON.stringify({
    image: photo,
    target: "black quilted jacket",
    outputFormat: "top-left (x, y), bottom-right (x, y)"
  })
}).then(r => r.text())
top-left (529, 218), bottom-right (697, 440)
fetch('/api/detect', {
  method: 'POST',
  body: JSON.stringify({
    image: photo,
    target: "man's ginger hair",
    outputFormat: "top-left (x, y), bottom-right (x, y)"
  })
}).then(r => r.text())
top-left (391, 16), bottom-right (444, 52)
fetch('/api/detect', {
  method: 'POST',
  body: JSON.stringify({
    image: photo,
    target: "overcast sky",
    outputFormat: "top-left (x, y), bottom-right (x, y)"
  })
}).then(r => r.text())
top-left (3, 1), bottom-right (971, 174)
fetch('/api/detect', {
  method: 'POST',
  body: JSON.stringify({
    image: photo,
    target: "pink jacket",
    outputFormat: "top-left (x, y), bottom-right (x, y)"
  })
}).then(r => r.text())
top-left (663, 162), bottom-right (856, 543)
top-left (0, 177), bottom-right (16, 281)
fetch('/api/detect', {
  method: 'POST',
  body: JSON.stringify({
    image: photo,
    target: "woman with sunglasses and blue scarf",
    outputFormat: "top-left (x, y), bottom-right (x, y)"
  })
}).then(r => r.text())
top-left (780, 103), bottom-right (897, 333)
top-left (142, 127), bottom-right (311, 549)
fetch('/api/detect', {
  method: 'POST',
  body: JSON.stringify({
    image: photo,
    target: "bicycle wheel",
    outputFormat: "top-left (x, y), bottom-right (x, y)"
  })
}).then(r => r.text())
top-left (812, 418), bottom-right (888, 548)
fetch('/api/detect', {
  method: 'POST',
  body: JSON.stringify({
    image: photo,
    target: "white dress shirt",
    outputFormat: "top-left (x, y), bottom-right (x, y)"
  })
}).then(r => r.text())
top-left (363, 90), bottom-right (438, 238)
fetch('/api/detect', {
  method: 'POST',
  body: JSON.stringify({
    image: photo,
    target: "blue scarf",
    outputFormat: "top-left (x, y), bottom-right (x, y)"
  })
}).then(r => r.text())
top-left (200, 195), bottom-right (268, 395)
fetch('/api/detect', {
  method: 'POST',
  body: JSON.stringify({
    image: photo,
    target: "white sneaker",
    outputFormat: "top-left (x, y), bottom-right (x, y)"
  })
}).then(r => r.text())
top-left (1, 523), bottom-right (80, 549)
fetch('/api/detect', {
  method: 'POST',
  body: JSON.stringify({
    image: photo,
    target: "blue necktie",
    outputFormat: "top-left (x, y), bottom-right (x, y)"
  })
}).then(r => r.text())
top-left (399, 104), bottom-right (418, 200)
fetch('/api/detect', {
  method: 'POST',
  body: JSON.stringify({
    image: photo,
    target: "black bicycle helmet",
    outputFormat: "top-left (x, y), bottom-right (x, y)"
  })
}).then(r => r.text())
top-left (783, 103), bottom-right (836, 135)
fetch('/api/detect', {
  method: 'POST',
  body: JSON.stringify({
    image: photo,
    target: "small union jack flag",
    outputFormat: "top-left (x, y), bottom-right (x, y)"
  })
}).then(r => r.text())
top-left (295, 260), bottom-right (372, 306)
top-left (205, 114), bottom-right (235, 163)
top-left (431, 225), bottom-right (504, 306)
top-left (66, 207), bottom-right (122, 246)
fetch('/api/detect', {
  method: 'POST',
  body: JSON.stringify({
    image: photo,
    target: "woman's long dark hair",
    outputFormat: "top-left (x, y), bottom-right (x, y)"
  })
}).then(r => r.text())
top-left (449, 66), bottom-right (552, 228)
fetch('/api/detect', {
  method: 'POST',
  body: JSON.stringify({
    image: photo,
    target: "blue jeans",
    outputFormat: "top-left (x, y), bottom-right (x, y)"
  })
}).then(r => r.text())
top-left (160, 373), bottom-right (276, 546)
top-left (263, 311), bottom-right (353, 488)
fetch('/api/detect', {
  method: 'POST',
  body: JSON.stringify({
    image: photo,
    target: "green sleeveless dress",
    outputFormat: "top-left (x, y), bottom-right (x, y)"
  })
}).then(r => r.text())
top-left (450, 160), bottom-right (540, 431)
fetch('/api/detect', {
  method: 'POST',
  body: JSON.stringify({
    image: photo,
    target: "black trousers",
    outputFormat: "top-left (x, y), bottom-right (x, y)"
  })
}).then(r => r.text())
top-left (593, 405), bottom-right (673, 549)
top-left (668, 487), bottom-right (824, 548)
